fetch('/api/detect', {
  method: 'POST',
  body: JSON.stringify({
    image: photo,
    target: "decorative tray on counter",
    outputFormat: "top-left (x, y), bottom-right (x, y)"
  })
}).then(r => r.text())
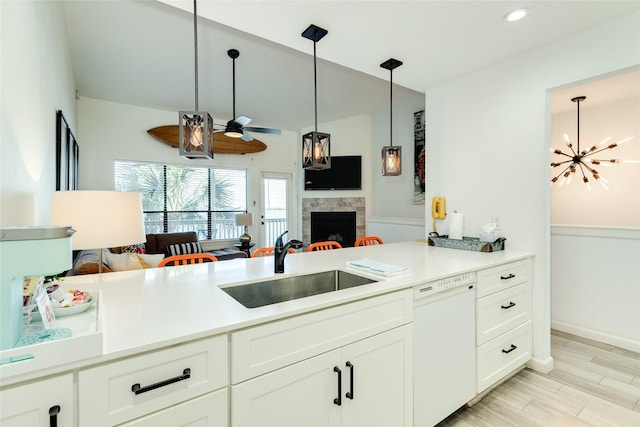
top-left (428, 235), bottom-right (506, 252)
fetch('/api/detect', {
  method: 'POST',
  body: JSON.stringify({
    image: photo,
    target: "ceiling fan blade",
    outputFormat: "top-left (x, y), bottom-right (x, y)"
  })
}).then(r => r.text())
top-left (234, 115), bottom-right (252, 127)
top-left (244, 126), bottom-right (281, 135)
top-left (241, 132), bottom-right (254, 142)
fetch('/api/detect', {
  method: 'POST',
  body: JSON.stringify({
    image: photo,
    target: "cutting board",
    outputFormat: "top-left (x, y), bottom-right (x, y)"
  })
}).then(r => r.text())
top-left (147, 125), bottom-right (267, 154)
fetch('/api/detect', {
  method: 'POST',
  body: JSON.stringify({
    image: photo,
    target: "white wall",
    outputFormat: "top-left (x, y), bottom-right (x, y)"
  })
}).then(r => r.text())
top-left (0, 0), bottom-right (77, 226)
top-left (423, 12), bottom-right (640, 371)
top-left (551, 96), bottom-right (640, 226)
top-left (78, 97), bottom-right (300, 247)
top-left (551, 226), bottom-right (640, 352)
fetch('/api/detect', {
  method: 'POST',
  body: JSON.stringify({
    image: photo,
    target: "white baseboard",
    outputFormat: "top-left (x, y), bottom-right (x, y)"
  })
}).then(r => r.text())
top-left (551, 320), bottom-right (640, 353)
top-left (526, 356), bottom-right (554, 374)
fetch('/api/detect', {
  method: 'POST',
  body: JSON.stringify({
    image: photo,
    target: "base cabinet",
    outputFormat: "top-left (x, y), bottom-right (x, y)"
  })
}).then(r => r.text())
top-left (120, 388), bottom-right (228, 427)
top-left (0, 373), bottom-right (73, 427)
top-left (231, 324), bottom-right (412, 427)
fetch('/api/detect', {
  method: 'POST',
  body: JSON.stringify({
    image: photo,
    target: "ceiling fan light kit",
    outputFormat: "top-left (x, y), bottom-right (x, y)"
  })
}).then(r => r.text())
top-left (179, 0), bottom-right (214, 159)
top-left (302, 24), bottom-right (331, 171)
top-left (222, 48), bottom-right (281, 142)
top-left (381, 57), bottom-right (403, 176)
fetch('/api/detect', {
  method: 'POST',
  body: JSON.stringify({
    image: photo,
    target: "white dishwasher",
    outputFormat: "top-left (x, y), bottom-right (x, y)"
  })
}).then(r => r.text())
top-left (413, 272), bottom-right (476, 426)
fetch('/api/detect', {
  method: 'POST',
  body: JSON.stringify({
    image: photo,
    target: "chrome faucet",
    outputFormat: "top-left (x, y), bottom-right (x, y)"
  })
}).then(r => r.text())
top-left (274, 230), bottom-right (303, 274)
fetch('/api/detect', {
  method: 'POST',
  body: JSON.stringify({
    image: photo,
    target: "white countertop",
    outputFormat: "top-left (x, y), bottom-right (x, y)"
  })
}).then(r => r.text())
top-left (1, 241), bottom-right (532, 385)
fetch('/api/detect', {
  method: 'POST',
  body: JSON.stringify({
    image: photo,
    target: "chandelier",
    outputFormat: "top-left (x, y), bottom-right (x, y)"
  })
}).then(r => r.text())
top-left (551, 96), bottom-right (633, 190)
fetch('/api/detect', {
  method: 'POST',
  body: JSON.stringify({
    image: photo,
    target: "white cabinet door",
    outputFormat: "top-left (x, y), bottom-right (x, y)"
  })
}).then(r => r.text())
top-left (120, 389), bottom-right (228, 427)
top-left (231, 325), bottom-right (412, 427)
top-left (341, 325), bottom-right (413, 427)
top-left (232, 350), bottom-right (341, 427)
top-left (0, 373), bottom-right (73, 427)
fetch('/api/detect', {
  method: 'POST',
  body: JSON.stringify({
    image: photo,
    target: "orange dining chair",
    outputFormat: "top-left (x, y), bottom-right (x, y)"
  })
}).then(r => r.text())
top-left (306, 241), bottom-right (343, 252)
top-left (251, 247), bottom-right (295, 258)
top-left (158, 253), bottom-right (218, 267)
top-left (354, 236), bottom-right (384, 247)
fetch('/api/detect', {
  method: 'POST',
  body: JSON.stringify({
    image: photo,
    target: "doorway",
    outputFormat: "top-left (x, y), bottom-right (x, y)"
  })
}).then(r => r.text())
top-left (261, 173), bottom-right (291, 247)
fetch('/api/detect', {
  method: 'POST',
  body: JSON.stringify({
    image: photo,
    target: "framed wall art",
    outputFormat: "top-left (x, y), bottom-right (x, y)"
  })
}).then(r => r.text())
top-left (413, 110), bottom-right (425, 204)
top-left (56, 110), bottom-right (79, 191)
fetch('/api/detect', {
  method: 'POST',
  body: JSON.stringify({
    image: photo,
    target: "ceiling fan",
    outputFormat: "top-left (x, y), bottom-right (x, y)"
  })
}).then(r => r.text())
top-left (219, 49), bottom-right (281, 141)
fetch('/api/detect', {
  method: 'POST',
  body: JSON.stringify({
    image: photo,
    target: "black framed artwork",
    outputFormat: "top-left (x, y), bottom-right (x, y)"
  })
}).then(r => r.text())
top-left (56, 110), bottom-right (79, 191)
top-left (413, 110), bottom-right (425, 204)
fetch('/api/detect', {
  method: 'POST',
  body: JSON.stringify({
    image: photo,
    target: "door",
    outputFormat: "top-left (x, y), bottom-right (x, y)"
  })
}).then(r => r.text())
top-left (232, 349), bottom-right (341, 427)
top-left (341, 325), bottom-right (413, 427)
top-left (261, 173), bottom-right (291, 247)
top-left (0, 373), bottom-right (74, 427)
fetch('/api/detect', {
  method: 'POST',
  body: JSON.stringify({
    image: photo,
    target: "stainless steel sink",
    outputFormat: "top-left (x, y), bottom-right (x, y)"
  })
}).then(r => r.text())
top-left (221, 270), bottom-right (378, 308)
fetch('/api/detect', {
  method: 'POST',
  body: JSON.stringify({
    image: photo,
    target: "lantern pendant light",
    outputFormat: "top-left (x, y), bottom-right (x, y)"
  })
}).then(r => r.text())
top-left (381, 58), bottom-right (403, 176)
top-left (179, 0), bottom-right (214, 159)
top-left (301, 24), bottom-right (331, 170)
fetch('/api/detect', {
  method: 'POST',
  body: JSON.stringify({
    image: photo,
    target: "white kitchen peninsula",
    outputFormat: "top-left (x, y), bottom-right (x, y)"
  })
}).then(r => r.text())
top-left (0, 241), bottom-right (533, 426)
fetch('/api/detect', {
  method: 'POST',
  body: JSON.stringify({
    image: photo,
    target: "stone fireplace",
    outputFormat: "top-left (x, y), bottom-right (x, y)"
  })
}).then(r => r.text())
top-left (311, 211), bottom-right (357, 247)
top-left (302, 197), bottom-right (365, 248)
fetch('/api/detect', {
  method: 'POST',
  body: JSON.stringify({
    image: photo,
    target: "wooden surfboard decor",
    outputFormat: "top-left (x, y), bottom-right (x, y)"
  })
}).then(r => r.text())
top-left (147, 125), bottom-right (268, 154)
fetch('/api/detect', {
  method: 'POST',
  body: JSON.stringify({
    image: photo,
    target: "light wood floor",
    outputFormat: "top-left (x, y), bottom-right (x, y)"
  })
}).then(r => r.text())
top-left (437, 330), bottom-right (640, 426)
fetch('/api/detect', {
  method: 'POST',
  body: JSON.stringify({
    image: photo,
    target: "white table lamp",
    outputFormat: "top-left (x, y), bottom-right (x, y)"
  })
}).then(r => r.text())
top-left (50, 191), bottom-right (146, 273)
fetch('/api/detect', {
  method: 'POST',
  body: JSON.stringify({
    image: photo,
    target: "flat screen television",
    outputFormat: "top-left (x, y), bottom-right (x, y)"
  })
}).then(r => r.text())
top-left (304, 156), bottom-right (362, 190)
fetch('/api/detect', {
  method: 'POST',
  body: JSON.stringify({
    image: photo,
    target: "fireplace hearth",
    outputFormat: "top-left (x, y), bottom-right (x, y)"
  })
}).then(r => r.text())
top-left (311, 211), bottom-right (357, 247)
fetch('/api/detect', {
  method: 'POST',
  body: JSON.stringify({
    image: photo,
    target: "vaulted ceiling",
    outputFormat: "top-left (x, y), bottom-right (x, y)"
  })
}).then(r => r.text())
top-left (62, 1), bottom-right (640, 131)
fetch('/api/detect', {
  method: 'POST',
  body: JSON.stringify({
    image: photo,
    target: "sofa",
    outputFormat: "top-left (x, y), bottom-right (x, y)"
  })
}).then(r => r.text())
top-left (68, 232), bottom-right (247, 275)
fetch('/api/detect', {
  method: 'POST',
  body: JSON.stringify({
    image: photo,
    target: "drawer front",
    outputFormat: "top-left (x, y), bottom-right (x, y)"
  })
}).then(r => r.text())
top-left (79, 335), bottom-right (228, 426)
top-left (476, 283), bottom-right (530, 345)
top-left (120, 388), bottom-right (228, 427)
top-left (476, 259), bottom-right (531, 298)
top-left (476, 320), bottom-right (531, 393)
top-left (231, 289), bottom-right (413, 384)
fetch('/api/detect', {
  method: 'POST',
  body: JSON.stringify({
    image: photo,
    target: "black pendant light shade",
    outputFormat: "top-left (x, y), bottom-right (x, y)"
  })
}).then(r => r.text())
top-left (179, 0), bottom-right (214, 159)
top-left (381, 58), bottom-right (403, 176)
top-left (302, 24), bottom-right (331, 170)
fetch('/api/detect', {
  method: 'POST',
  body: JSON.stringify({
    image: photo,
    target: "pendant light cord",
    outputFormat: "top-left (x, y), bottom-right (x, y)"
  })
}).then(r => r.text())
top-left (313, 41), bottom-right (318, 132)
top-left (576, 98), bottom-right (580, 153)
top-left (193, 0), bottom-right (199, 110)
top-left (389, 68), bottom-right (393, 147)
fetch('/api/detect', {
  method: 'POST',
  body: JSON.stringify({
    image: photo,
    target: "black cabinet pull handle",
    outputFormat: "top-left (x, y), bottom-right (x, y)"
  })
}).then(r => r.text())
top-left (501, 301), bottom-right (516, 309)
top-left (49, 405), bottom-right (60, 427)
top-left (502, 344), bottom-right (517, 354)
top-left (346, 361), bottom-right (354, 400)
top-left (501, 273), bottom-right (515, 280)
top-left (131, 368), bottom-right (191, 395)
top-left (333, 366), bottom-right (342, 406)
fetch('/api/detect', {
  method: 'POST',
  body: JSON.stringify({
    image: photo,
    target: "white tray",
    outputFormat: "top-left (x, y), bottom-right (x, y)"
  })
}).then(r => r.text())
top-left (0, 291), bottom-right (103, 384)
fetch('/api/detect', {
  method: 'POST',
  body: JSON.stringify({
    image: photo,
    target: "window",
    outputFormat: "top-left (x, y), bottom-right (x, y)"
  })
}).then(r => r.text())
top-left (114, 160), bottom-right (247, 241)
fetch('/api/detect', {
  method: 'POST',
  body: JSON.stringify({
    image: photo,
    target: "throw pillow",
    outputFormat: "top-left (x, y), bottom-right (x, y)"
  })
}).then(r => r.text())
top-left (121, 243), bottom-right (146, 254)
top-left (73, 249), bottom-right (112, 275)
top-left (104, 252), bottom-right (144, 272)
top-left (138, 253), bottom-right (164, 268)
top-left (165, 242), bottom-right (203, 257)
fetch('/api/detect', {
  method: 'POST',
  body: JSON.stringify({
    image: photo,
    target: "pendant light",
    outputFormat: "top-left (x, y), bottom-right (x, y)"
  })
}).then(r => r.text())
top-left (381, 58), bottom-right (403, 176)
top-left (551, 96), bottom-right (634, 190)
top-left (301, 24), bottom-right (330, 170)
top-left (178, 0), bottom-right (214, 159)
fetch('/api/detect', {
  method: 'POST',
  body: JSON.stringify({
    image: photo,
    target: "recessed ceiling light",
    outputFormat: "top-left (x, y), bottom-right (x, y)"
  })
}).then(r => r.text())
top-left (504, 8), bottom-right (528, 22)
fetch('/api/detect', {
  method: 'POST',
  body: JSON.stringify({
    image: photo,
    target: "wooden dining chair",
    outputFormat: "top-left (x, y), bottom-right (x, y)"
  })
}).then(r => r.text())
top-left (251, 247), bottom-right (295, 258)
top-left (354, 236), bottom-right (384, 247)
top-left (158, 253), bottom-right (218, 267)
top-left (306, 241), bottom-right (343, 252)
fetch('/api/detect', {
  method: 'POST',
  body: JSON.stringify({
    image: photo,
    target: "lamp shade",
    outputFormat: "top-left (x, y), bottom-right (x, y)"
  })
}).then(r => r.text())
top-left (235, 213), bottom-right (253, 227)
top-left (50, 191), bottom-right (146, 250)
